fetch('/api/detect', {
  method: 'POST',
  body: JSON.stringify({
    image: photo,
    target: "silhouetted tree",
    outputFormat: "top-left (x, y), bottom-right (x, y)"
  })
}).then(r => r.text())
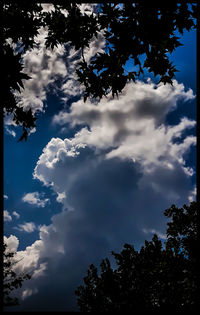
top-left (75, 201), bottom-right (197, 312)
top-left (3, 3), bottom-right (44, 141)
top-left (3, 243), bottom-right (31, 307)
top-left (3, 3), bottom-right (197, 140)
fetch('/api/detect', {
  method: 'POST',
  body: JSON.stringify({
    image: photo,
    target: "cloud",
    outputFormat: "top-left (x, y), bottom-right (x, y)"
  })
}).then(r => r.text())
top-left (32, 262), bottom-right (47, 279)
top-left (6, 3), bottom-right (105, 137)
top-left (16, 222), bottom-right (37, 233)
top-left (12, 211), bottom-right (20, 219)
top-left (5, 78), bottom-right (196, 311)
top-left (5, 126), bottom-right (16, 137)
top-left (56, 192), bottom-right (66, 204)
top-left (4, 4), bottom-right (105, 143)
top-left (4, 114), bottom-right (17, 137)
top-left (3, 210), bottom-right (20, 221)
top-left (142, 228), bottom-right (166, 240)
top-left (22, 192), bottom-right (49, 208)
top-left (53, 79), bottom-right (194, 128)
top-left (4, 235), bottom-right (19, 252)
top-left (50, 80), bottom-right (196, 190)
top-left (22, 288), bottom-right (38, 301)
top-left (4, 210), bottom-right (12, 222)
top-left (4, 194), bottom-right (8, 199)
top-left (4, 23), bottom-right (67, 137)
top-left (14, 26), bottom-right (67, 115)
top-left (58, 31), bottom-right (105, 103)
top-left (3, 5), bottom-right (196, 310)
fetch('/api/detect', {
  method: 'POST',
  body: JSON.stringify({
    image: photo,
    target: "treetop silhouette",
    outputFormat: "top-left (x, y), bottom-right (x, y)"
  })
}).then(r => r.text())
top-left (3, 3), bottom-right (197, 141)
top-left (75, 201), bottom-right (197, 312)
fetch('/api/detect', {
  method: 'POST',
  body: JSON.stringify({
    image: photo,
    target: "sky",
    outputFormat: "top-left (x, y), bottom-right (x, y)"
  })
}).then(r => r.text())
top-left (3, 4), bottom-right (196, 312)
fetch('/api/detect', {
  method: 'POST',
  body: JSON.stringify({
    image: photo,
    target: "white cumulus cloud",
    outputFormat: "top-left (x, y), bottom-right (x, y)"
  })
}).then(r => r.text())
top-left (16, 222), bottom-right (37, 233)
top-left (14, 26), bottom-right (67, 115)
top-left (38, 80), bottom-right (196, 200)
top-left (4, 3), bottom-right (105, 137)
top-left (22, 192), bottom-right (49, 208)
top-left (4, 235), bottom-right (19, 252)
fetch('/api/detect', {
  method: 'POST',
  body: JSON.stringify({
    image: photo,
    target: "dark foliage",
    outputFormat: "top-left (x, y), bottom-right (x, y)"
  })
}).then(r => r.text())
top-left (3, 243), bottom-right (31, 307)
top-left (2, 3), bottom-right (197, 141)
top-left (2, 3), bottom-right (43, 141)
top-left (75, 201), bottom-right (197, 312)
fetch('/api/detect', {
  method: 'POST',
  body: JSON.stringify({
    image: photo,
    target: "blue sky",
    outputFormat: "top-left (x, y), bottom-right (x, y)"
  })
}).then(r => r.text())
top-left (4, 4), bottom-right (196, 312)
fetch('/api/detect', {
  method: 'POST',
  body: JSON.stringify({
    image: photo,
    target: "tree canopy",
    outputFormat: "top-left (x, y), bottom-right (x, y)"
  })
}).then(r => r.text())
top-left (75, 201), bottom-right (197, 312)
top-left (3, 3), bottom-right (197, 141)
top-left (3, 243), bottom-right (31, 307)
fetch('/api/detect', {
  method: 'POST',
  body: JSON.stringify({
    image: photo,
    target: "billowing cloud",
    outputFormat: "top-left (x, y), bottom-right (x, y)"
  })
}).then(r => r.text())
top-left (4, 210), bottom-right (12, 222)
top-left (3, 3), bottom-right (196, 311)
top-left (57, 31), bottom-right (105, 103)
top-left (47, 80), bottom-right (196, 198)
top-left (5, 3), bottom-right (105, 137)
top-left (16, 222), bottom-right (37, 233)
top-left (4, 234), bottom-right (19, 252)
top-left (33, 80), bottom-right (195, 242)
top-left (22, 192), bottom-right (49, 208)
top-left (4, 9), bottom-right (67, 135)
top-left (5, 79), bottom-right (196, 311)
top-left (4, 3), bottom-right (106, 144)
top-left (52, 81), bottom-right (195, 170)
top-left (14, 26), bottom-right (67, 115)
